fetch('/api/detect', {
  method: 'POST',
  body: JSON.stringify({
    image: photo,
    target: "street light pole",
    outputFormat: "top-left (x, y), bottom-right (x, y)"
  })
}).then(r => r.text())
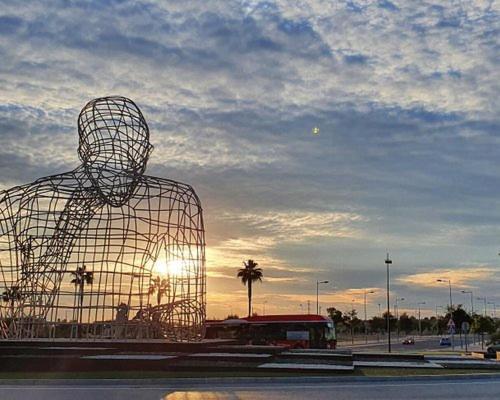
top-left (395, 297), bottom-right (404, 339)
top-left (316, 280), bottom-right (329, 315)
top-left (417, 301), bottom-right (426, 336)
top-left (385, 253), bottom-right (392, 353)
top-left (461, 290), bottom-right (474, 314)
top-left (364, 289), bottom-right (375, 344)
top-left (437, 279), bottom-right (453, 310)
top-left (477, 297), bottom-right (487, 317)
top-left (487, 302), bottom-right (496, 318)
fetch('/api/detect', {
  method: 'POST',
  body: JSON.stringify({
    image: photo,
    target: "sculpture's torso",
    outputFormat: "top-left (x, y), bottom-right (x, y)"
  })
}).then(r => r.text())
top-left (0, 169), bottom-right (205, 337)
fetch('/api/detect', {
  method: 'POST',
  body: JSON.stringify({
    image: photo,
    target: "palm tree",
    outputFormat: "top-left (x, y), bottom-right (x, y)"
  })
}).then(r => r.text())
top-left (70, 264), bottom-right (94, 324)
top-left (2, 285), bottom-right (21, 317)
top-left (237, 259), bottom-right (263, 317)
top-left (148, 276), bottom-right (169, 305)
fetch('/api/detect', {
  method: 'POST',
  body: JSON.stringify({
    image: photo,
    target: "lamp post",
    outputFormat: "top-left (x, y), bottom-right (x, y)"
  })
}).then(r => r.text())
top-left (364, 290), bottom-right (375, 343)
top-left (461, 290), bottom-right (474, 314)
top-left (316, 280), bottom-right (329, 315)
top-left (395, 297), bottom-right (405, 339)
top-left (351, 299), bottom-right (355, 344)
top-left (487, 302), bottom-right (496, 318)
top-left (385, 253), bottom-right (392, 353)
top-left (437, 279), bottom-right (453, 310)
top-left (417, 301), bottom-right (426, 336)
top-left (477, 297), bottom-right (487, 317)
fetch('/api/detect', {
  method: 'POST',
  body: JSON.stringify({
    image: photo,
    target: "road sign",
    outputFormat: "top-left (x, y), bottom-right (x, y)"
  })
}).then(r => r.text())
top-left (447, 318), bottom-right (456, 334)
top-left (461, 321), bottom-right (470, 333)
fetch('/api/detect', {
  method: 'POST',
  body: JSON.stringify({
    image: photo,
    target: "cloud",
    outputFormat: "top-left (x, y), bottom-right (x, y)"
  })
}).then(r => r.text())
top-left (396, 267), bottom-right (498, 289)
top-left (1, 0), bottom-right (499, 318)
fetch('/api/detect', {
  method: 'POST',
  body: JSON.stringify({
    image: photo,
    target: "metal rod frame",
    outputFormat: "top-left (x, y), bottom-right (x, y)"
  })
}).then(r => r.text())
top-left (0, 96), bottom-right (206, 341)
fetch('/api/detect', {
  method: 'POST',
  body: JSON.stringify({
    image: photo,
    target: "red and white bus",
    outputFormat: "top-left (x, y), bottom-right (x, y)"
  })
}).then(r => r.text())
top-left (205, 314), bottom-right (336, 349)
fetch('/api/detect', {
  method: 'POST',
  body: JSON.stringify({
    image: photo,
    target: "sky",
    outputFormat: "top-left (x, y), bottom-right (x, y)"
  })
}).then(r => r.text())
top-left (0, 0), bottom-right (499, 320)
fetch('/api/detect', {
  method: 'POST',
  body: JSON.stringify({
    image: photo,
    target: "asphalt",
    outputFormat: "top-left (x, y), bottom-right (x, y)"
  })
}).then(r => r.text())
top-left (0, 375), bottom-right (498, 400)
top-left (339, 335), bottom-right (482, 353)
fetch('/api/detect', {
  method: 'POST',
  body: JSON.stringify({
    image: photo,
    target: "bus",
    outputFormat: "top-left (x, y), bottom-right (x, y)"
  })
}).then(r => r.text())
top-left (205, 314), bottom-right (336, 349)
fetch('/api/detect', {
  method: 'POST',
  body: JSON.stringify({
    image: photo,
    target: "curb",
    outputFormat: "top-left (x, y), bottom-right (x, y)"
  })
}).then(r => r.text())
top-left (0, 372), bottom-right (499, 386)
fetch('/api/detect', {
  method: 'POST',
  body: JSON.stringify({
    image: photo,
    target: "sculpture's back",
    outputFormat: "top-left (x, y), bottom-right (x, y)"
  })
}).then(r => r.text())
top-left (0, 97), bottom-right (205, 340)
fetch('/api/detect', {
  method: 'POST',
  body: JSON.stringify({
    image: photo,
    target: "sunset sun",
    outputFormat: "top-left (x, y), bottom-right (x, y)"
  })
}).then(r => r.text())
top-left (155, 258), bottom-right (185, 276)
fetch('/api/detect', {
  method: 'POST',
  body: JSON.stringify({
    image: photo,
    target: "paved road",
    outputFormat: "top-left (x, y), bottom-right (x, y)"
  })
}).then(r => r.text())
top-left (339, 335), bottom-right (481, 353)
top-left (0, 376), bottom-right (498, 400)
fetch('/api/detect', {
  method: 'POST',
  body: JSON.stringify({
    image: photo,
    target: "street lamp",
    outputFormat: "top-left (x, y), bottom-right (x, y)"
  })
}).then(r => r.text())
top-left (417, 301), bottom-right (426, 336)
top-left (477, 297), bottom-right (487, 317)
top-left (461, 290), bottom-right (474, 314)
top-left (437, 279), bottom-right (453, 309)
top-left (487, 302), bottom-right (496, 318)
top-left (385, 253), bottom-right (392, 353)
top-left (364, 289), bottom-right (375, 343)
top-left (316, 280), bottom-right (329, 315)
top-left (395, 297), bottom-right (404, 339)
top-left (394, 297), bottom-right (405, 319)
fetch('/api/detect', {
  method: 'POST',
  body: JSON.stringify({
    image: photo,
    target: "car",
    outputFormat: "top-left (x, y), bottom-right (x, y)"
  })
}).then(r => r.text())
top-left (402, 337), bottom-right (415, 345)
top-left (486, 344), bottom-right (500, 355)
top-left (439, 337), bottom-right (451, 346)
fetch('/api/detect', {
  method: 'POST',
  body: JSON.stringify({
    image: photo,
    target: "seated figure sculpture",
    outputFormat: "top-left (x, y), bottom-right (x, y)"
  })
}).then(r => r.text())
top-left (0, 96), bottom-right (205, 340)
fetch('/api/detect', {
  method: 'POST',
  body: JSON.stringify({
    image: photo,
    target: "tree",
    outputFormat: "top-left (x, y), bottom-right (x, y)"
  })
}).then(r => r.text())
top-left (398, 313), bottom-right (414, 334)
top-left (370, 316), bottom-right (386, 332)
top-left (473, 315), bottom-right (495, 335)
top-left (2, 285), bottom-right (21, 317)
top-left (70, 265), bottom-right (94, 325)
top-left (448, 305), bottom-right (471, 328)
top-left (148, 276), bottom-right (169, 305)
top-left (237, 259), bottom-right (263, 317)
top-left (382, 311), bottom-right (396, 332)
top-left (326, 307), bottom-right (343, 325)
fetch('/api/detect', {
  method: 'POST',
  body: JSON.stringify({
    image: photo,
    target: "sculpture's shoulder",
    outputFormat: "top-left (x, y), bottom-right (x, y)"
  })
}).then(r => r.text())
top-left (0, 171), bottom-right (77, 212)
top-left (137, 175), bottom-right (202, 209)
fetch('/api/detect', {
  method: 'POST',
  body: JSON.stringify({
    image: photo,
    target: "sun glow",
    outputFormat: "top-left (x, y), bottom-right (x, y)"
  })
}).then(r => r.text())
top-left (155, 258), bottom-right (185, 276)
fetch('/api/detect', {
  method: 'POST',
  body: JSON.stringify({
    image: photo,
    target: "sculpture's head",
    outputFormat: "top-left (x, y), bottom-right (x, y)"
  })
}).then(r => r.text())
top-left (78, 96), bottom-right (153, 206)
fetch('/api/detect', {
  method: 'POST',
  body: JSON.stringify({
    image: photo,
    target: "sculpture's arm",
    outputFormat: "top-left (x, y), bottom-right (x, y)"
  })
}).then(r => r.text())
top-left (0, 189), bottom-right (20, 289)
top-left (178, 186), bottom-right (205, 315)
top-left (157, 185), bottom-right (205, 326)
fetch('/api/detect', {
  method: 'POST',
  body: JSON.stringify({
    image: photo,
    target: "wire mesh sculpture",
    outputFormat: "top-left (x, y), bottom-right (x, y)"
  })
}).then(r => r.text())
top-left (0, 96), bottom-right (206, 340)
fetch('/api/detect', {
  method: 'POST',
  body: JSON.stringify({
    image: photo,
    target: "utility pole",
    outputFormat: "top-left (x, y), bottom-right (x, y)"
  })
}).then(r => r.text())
top-left (385, 253), bottom-right (392, 353)
top-left (307, 300), bottom-right (311, 315)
